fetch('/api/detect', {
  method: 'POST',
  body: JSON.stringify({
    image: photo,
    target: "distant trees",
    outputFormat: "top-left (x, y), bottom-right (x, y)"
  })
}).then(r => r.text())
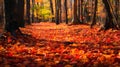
top-left (3, 0), bottom-right (120, 31)
top-left (70, 0), bottom-right (85, 24)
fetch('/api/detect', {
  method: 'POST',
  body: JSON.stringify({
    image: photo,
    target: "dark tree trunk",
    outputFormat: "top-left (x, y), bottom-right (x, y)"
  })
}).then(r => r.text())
top-left (59, 0), bottom-right (62, 23)
top-left (4, 0), bottom-right (16, 26)
top-left (0, 1), bottom-right (3, 23)
top-left (32, 0), bottom-right (35, 23)
top-left (72, 0), bottom-right (80, 24)
top-left (4, 0), bottom-right (17, 31)
top-left (64, 0), bottom-right (68, 24)
top-left (78, 0), bottom-right (82, 23)
top-left (70, 0), bottom-right (72, 21)
top-left (115, 0), bottom-right (120, 27)
top-left (91, 0), bottom-right (98, 28)
top-left (78, 0), bottom-right (80, 21)
top-left (91, 0), bottom-right (94, 22)
top-left (17, 0), bottom-right (25, 27)
top-left (80, 0), bottom-right (83, 22)
top-left (55, 0), bottom-right (60, 25)
top-left (49, 0), bottom-right (54, 22)
top-left (101, 0), bottom-right (119, 30)
top-left (117, 0), bottom-right (120, 27)
top-left (26, 0), bottom-right (31, 24)
top-left (4, 0), bottom-right (24, 36)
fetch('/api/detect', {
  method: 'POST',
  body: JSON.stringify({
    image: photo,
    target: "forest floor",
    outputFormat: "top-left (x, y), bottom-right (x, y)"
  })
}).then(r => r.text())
top-left (0, 22), bottom-right (120, 67)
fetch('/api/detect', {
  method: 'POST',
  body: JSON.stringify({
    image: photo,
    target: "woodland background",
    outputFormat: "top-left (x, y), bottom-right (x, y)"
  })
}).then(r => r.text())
top-left (0, 0), bottom-right (120, 67)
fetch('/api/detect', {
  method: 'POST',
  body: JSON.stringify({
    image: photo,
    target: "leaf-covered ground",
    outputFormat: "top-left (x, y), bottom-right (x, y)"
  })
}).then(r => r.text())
top-left (0, 22), bottom-right (120, 67)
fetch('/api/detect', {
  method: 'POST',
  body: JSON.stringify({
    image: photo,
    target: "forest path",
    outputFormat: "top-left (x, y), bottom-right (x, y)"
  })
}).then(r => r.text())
top-left (21, 22), bottom-right (99, 43)
top-left (0, 22), bottom-right (120, 67)
top-left (21, 22), bottom-right (120, 45)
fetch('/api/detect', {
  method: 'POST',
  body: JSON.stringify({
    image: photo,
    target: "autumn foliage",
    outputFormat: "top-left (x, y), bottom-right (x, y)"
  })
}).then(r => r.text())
top-left (0, 22), bottom-right (120, 67)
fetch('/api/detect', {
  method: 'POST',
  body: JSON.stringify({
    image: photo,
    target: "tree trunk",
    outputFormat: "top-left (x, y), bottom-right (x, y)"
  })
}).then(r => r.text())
top-left (26, 0), bottom-right (31, 24)
top-left (32, 0), bottom-right (35, 23)
top-left (101, 0), bottom-right (118, 30)
top-left (91, 0), bottom-right (98, 28)
top-left (49, 0), bottom-right (54, 22)
top-left (4, 0), bottom-right (16, 30)
top-left (3, 0), bottom-right (6, 31)
top-left (70, 0), bottom-right (73, 21)
top-left (115, 0), bottom-right (120, 27)
top-left (55, 0), bottom-right (60, 25)
top-left (4, 0), bottom-right (23, 36)
top-left (59, 0), bottom-right (62, 23)
top-left (64, 0), bottom-right (68, 24)
top-left (117, 0), bottom-right (120, 27)
top-left (17, 0), bottom-right (25, 27)
top-left (80, 0), bottom-right (83, 23)
top-left (0, 1), bottom-right (3, 23)
top-left (72, 0), bottom-right (80, 24)
top-left (78, 0), bottom-right (80, 21)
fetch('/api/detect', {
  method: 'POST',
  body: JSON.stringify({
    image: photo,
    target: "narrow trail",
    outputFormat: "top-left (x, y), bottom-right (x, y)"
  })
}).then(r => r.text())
top-left (21, 22), bottom-right (120, 45)
top-left (0, 22), bottom-right (120, 67)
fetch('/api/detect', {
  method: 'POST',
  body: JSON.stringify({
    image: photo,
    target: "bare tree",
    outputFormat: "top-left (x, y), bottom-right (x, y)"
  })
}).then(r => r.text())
top-left (17, 0), bottom-right (25, 27)
top-left (49, 0), bottom-right (54, 22)
top-left (80, 0), bottom-right (83, 22)
top-left (4, 0), bottom-right (24, 36)
top-left (64, 0), bottom-right (68, 24)
top-left (72, 0), bottom-right (81, 24)
top-left (101, 0), bottom-right (119, 30)
top-left (26, 0), bottom-right (31, 24)
top-left (91, 0), bottom-right (98, 28)
top-left (59, 0), bottom-right (62, 23)
top-left (32, 0), bottom-right (35, 23)
top-left (78, 0), bottom-right (80, 21)
top-left (115, 0), bottom-right (119, 26)
top-left (55, 0), bottom-right (60, 24)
